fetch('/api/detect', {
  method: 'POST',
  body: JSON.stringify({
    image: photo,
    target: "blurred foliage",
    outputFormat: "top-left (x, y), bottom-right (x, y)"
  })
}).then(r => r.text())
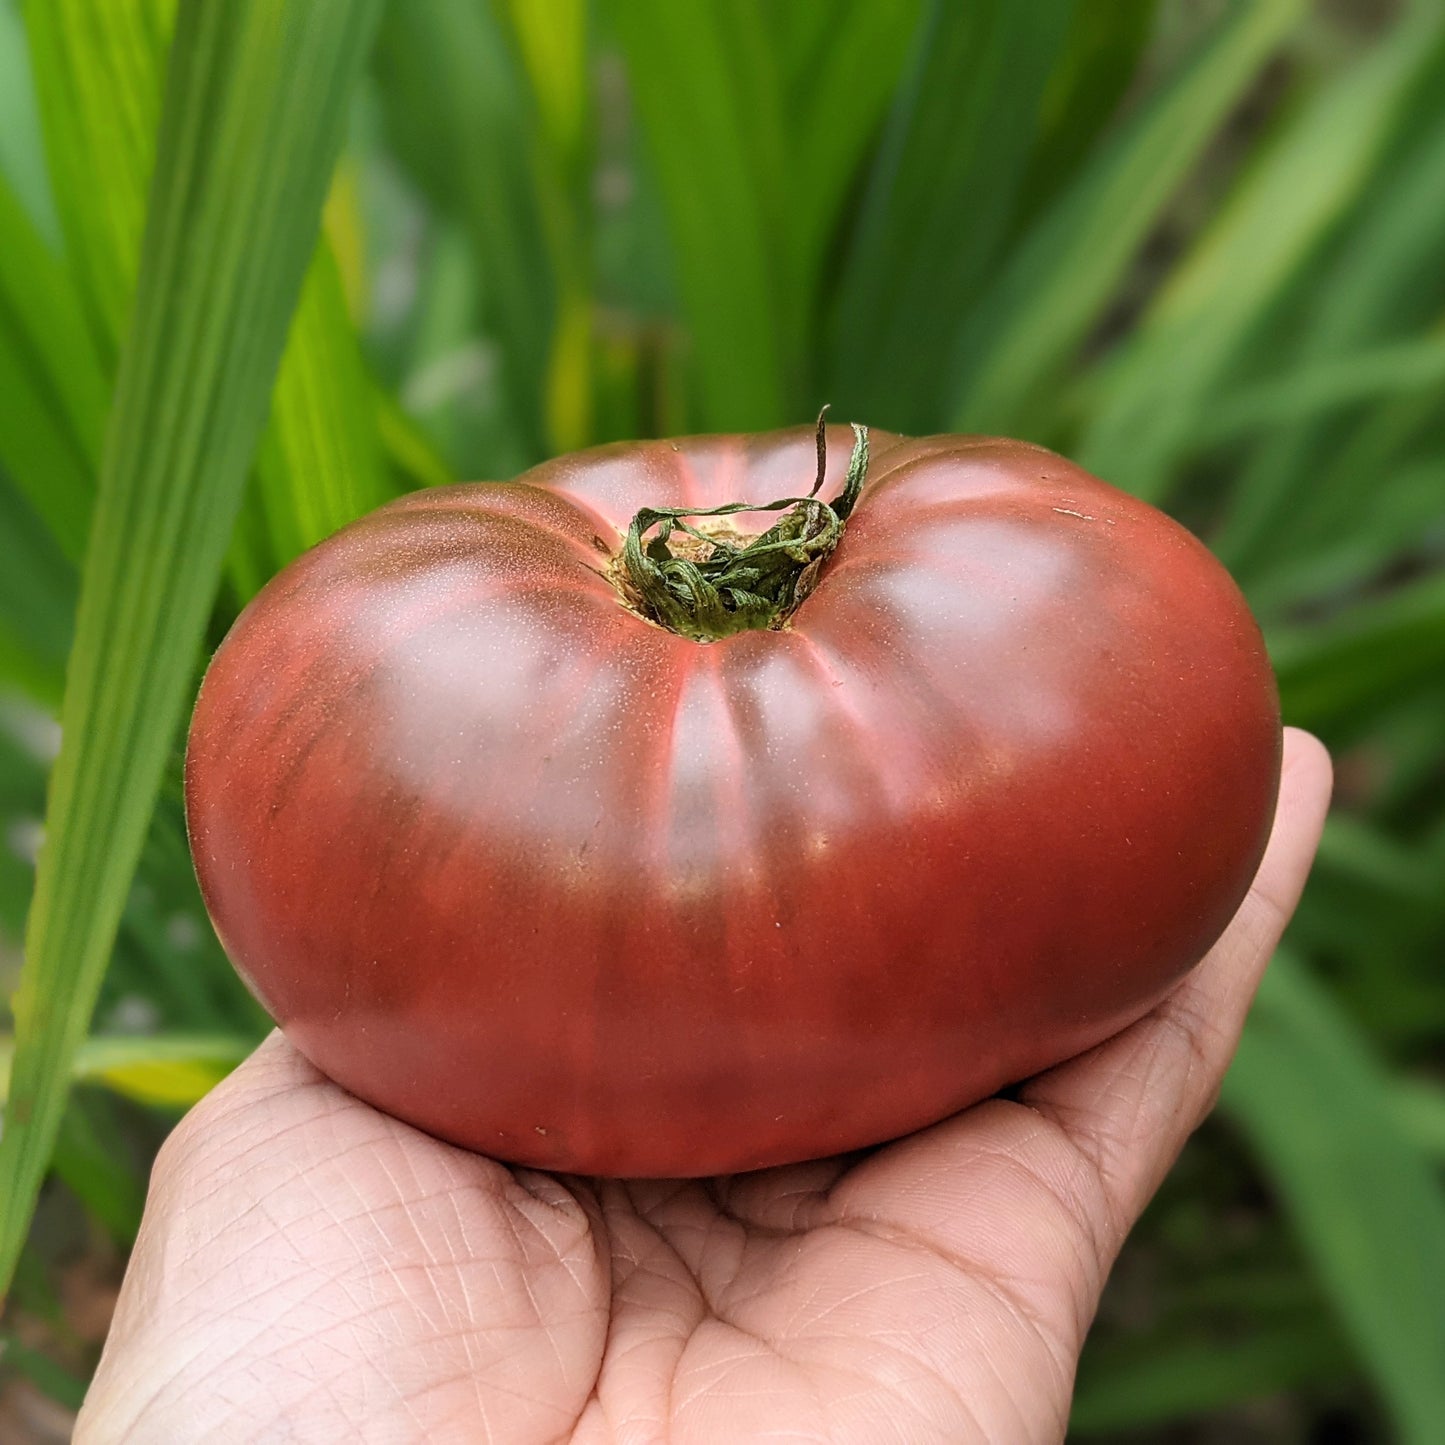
top-left (1, 0), bottom-right (1443, 1439)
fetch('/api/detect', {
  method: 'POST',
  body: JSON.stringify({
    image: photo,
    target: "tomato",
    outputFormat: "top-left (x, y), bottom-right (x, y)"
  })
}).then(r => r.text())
top-left (185, 423), bottom-right (1280, 1176)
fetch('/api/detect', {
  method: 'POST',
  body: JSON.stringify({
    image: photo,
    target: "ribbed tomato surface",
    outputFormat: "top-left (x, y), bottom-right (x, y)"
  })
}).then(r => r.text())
top-left (185, 426), bottom-right (1280, 1175)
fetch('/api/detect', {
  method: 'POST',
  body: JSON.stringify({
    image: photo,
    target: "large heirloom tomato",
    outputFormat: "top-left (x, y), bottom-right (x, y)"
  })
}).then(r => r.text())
top-left (185, 423), bottom-right (1280, 1176)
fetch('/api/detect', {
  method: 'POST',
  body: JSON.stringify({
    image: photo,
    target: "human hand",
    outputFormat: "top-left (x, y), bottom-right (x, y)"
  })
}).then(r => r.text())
top-left (76, 729), bottom-right (1331, 1444)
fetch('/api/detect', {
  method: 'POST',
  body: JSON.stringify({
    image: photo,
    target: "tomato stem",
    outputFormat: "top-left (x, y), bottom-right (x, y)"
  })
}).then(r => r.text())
top-left (619, 410), bottom-right (869, 642)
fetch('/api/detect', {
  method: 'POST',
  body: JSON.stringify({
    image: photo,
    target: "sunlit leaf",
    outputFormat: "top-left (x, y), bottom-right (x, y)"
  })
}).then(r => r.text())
top-left (0, 0), bottom-right (381, 1297)
top-left (496, 0), bottom-right (595, 454)
top-left (0, 0), bottom-right (58, 242)
top-left (253, 245), bottom-right (394, 577)
top-left (498, 0), bottom-right (588, 170)
top-left (0, 1033), bottom-right (249, 1110)
top-left (24, 0), bottom-right (175, 360)
top-left (26, 0), bottom-right (392, 600)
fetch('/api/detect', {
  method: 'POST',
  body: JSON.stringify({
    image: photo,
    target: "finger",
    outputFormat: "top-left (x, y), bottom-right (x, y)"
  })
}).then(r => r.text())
top-left (1018, 726), bottom-right (1333, 1251)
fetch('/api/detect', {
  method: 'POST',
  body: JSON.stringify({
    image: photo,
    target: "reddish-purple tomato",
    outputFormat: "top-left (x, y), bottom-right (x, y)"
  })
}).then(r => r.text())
top-left (185, 425), bottom-right (1281, 1176)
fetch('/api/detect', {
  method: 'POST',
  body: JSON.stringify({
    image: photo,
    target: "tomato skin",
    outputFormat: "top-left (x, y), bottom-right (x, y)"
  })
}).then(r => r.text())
top-left (185, 427), bottom-right (1280, 1176)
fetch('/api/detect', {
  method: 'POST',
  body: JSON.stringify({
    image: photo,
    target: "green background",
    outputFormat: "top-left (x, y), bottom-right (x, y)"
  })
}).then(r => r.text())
top-left (1, 1), bottom-right (1443, 1439)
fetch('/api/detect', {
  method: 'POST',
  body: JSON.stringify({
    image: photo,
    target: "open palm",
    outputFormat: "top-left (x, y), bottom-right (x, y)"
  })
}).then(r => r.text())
top-left (78, 731), bottom-right (1330, 1444)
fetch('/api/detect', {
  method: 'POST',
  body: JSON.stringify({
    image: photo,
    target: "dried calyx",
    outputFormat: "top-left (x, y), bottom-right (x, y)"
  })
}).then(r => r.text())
top-left (619, 409), bottom-right (870, 642)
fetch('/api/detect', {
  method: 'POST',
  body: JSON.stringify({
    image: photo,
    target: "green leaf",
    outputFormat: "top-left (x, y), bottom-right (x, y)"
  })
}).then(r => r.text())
top-left (1078, 0), bottom-right (1445, 501)
top-left (389, 218), bottom-right (530, 479)
top-left (605, 0), bottom-right (791, 430)
top-left (0, 0), bottom-right (59, 243)
top-left (0, 626), bottom-right (59, 717)
top-left (0, 0), bottom-right (381, 1299)
top-left (777, 0), bottom-right (923, 317)
top-left (0, 1033), bottom-right (250, 1110)
top-left (1236, 390), bottom-right (1445, 620)
top-left (50, 1090), bottom-right (145, 1244)
top-left (374, 0), bottom-right (558, 456)
top-left (0, 142), bottom-right (95, 705)
top-left (1394, 1079), bottom-right (1445, 1159)
top-left (27, 0), bottom-right (392, 598)
top-left (24, 0), bottom-right (175, 360)
top-left (829, 0), bottom-right (1079, 432)
top-left (1315, 813), bottom-right (1445, 905)
top-left (949, 0), bottom-right (1304, 438)
top-left (1270, 569), bottom-right (1445, 735)
top-left (1213, 90), bottom-right (1445, 578)
top-left (377, 387), bottom-right (455, 492)
top-left (109, 795), bottom-right (267, 1036)
top-left (1222, 951), bottom-right (1445, 1444)
top-left (223, 480), bottom-right (278, 607)
top-left (495, 0), bottom-right (595, 454)
top-left (1014, 0), bottom-right (1159, 229)
top-left (75, 1034), bottom-right (249, 1109)
top-left (253, 243), bottom-right (393, 575)
top-left (0, 172), bottom-right (107, 561)
top-left (497, 0), bottom-right (588, 171)
top-left (1204, 333), bottom-right (1445, 610)
top-left (1071, 1315), bottom-right (1350, 1434)
top-left (1201, 331), bottom-right (1445, 445)
top-left (0, 1331), bottom-right (88, 1412)
top-left (0, 706), bottom-right (49, 941)
top-left (0, 475), bottom-right (73, 709)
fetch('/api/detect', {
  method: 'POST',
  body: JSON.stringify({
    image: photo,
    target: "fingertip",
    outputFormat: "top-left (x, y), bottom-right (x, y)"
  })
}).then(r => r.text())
top-left (1281, 726), bottom-right (1333, 796)
top-left (1262, 727), bottom-right (1333, 887)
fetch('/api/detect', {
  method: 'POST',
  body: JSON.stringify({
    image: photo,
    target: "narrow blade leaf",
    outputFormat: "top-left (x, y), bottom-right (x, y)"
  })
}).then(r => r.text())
top-left (1079, 0), bottom-right (1445, 500)
top-left (1222, 952), bottom-right (1445, 1443)
top-left (0, 1033), bottom-right (250, 1110)
top-left (374, 0), bottom-right (559, 456)
top-left (948, 0), bottom-right (1304, 438)
top-left (24, 0), bottom-right (174, 360)
top-left (0, 0), bottom-right (381, 1297)
top-left (1270, 569), bottom-right (1445, 736)
top-left (26, 0), bottom-right (392, 596)
top-left (829, 0), bottom-right (1078, 431)
top-left (604, 0), bottom-right (791, 430)
top-left (254, 244), bottom-right (394, 578)
top-left (0, 173), bottom-right (107, 560)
